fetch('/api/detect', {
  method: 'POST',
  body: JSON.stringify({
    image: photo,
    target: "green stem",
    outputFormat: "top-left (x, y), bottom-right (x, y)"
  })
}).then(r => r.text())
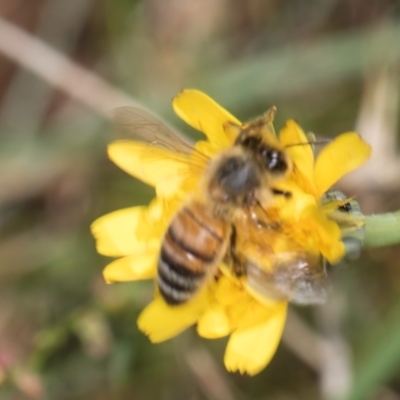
top-left (364, 211), bottom-right (400, 248)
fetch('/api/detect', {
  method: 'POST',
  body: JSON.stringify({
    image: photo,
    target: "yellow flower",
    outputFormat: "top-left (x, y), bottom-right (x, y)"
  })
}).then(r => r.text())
top-left (91, 89), bottom-right (371, 375)
top-left (274, 120), bottom-right (371, 263)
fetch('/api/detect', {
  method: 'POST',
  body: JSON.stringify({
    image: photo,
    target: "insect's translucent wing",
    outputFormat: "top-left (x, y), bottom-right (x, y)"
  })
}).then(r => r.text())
top-left (112, 106), bottom-right (199, 156)
top-left (245, 253), bottom-right (329, 305)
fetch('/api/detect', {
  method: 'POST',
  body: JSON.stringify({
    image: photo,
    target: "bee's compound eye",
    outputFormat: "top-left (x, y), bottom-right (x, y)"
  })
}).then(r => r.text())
top-left (261, 148), bottom-right (287, 173)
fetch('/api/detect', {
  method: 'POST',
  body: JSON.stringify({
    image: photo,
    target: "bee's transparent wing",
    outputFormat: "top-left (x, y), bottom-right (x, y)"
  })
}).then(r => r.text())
top-left (245, 254), bottom-right (329, 305)
top-left (112, 106), bottom-right (199, 156)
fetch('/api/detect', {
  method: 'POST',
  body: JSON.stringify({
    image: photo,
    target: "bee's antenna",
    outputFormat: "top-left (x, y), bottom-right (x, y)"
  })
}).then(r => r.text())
top-left (284, 138), bottom-right (331, 149)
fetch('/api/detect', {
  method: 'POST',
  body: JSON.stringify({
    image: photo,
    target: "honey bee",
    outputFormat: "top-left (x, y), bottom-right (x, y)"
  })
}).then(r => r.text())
top-left (112, 101), bottom-right (351, 306)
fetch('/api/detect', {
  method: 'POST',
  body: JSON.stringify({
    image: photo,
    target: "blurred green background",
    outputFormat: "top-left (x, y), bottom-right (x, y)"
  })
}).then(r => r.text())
top-left (0, 1), bottom-right (399, 399)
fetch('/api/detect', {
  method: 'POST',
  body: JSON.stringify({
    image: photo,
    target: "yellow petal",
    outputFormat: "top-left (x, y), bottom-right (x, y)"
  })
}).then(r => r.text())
top-left (235, 299), bottom-right (283, 330)
top-left (224, 302), bottom-right (287, 375)
top-left (272, 184), bottom-right (344, 263)
top-left (91, 205), bottom-right (161, 257)
top-left (103, 252), bottom-right (158, 283)
top-left (137, 291), bottom-right (210, 343)
top-left (275, 185), bottom-right (318, 221)
top-left (279, 120), bottom-right (316, 194)
top-left (314, 132), bottom-right (371, 197)
top-left (213, 275), bottom-right (248, 306)
top-left (280, 120), bottom-right (313, 162)
top-left (137, 197), bottom-right (179, 242)
top-left (197, 304), bottom-right (231, 338)
top-left (225, 302), bottom-right (250, 331)
top-left (195, 140), bottom-right (222, 159)
top-left (294, 205), bottom-right (345, 264)
top-left (245, 286), bottom-right (287, 309)
top-left (307, 218), bottom-right (344, 264)
top-left (173, 89), bottom-right (240, 148)
top-left (108, 141), bottom-right (197, 197)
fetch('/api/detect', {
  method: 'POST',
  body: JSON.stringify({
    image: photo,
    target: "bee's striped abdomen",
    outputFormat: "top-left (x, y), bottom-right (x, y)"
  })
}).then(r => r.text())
top-left (158, 203), bottom-right (228, 305)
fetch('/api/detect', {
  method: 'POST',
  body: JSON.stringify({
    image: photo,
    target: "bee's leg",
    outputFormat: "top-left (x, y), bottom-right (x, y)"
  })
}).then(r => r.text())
top-left (271, 188), bottom-right (292, 199)
top-left (227, 225), bottom-right (246, 277)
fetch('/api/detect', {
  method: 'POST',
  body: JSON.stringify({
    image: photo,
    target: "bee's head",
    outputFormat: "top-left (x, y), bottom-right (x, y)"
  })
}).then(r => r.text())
top-left (224, 107), bottom-right (297, 179)
top-left (233, 125), bottom-right (291, 178)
